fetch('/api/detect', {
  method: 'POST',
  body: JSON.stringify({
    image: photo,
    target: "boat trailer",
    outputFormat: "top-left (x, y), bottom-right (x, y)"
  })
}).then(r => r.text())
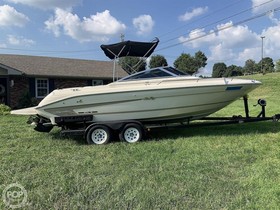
top-left (39, 96), bottom-right (279, 145)
top-left (197, 96), bottom-right (280, 126)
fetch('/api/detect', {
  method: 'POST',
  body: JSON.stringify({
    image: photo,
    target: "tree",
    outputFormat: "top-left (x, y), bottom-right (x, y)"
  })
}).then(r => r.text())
top-left (258, 57), bottom-right (274, 74)
top-left (212, 62), bottom-right (227, 78)
top-left (173, 51), bottom-right (207, 75)
top-left (149, 55), bottom-right (168, 68)
top-left (194, 51), bottom-right (207, 70)
top-left (224, 65), bottom-right (243, 77)
top-left (243, 59), bottom-right (258, 74)
top-left (118, 56), bottom-right (146, 74)
top-left (275, 59), bottom-right (280, 72)
top-left (174, 53), bottom-right (193, 74)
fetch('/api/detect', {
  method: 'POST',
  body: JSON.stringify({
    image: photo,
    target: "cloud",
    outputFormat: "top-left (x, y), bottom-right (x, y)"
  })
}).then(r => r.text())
top-left (179, 21), bottom-right (260, 64)
top-left (7, 35), bottom-right (35, 46)
top-left (261, 23), bottom-right (280, 57)
top-left (0, 5), bottom-right (29, 27)
top-left (133, 15), bottom-right (154, 35)
top-left (251, 0), bottom-right (280, 14)
top-left (178, 28), bottom-right (216, 48)
top-left (251, 0), bottom-right (280, 23)
top-left (216, 22), bottom-right (259, 48)
top-left (179, 7), bottom-right (208, 21)
top-left (45, 9), bottom-right (126, 42)
top-left (7, 0), bottom-right (81, 10)
top-left (237, 47), bottom-right (261, 62)
top-left (0, 43), bottom-right (7, 48)
top-left (209, 44), bottom-right (235, 62)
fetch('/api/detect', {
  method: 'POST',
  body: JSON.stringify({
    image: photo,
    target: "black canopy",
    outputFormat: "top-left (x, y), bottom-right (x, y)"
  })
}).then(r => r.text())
top-left (100, 38), bottom-right (159, 59)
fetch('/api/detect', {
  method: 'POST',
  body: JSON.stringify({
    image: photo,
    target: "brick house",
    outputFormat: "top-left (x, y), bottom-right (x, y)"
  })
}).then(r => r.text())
top-left (0, 54), bottom-right (127, 108)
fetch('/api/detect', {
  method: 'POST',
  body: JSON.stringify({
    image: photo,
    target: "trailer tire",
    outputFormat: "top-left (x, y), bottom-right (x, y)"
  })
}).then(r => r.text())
top-left (86, 125), bottom-right (111, 145)
top-left (119, 123), bottom-right (143, 143)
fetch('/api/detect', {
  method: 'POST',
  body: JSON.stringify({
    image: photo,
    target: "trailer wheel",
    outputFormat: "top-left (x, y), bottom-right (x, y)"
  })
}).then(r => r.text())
top-left (86, 125), bottom-right (111, 145)
top-left (120, 123), bottom-right (143, 143)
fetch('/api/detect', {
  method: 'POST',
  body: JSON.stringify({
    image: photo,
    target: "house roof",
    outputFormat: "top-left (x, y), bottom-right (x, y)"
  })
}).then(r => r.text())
top-left (0, 54), bottom-right (127, 79)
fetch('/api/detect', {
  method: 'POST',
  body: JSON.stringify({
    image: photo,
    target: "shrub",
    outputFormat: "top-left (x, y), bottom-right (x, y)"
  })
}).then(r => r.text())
top-left (17, 92), bottom-right (38, 108)
top-left (0, 104), bottom-right (11, 115)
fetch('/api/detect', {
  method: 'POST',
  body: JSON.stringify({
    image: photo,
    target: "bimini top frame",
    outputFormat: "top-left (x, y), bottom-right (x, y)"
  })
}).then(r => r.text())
top-left (100, 38), bottom-right (159, 81)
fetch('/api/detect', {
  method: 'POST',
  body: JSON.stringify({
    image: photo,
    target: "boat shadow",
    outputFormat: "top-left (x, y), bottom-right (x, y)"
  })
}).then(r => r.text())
top-left (146, 121), bottom-right (280, 141)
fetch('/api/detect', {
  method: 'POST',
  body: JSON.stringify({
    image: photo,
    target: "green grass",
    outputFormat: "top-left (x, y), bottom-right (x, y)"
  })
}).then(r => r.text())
top-left (1, 73), bottom-right (280, 209)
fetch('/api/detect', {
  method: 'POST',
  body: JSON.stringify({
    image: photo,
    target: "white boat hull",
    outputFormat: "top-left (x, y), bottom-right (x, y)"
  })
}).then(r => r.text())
top-left (12, 76), bottom-right (261, 125)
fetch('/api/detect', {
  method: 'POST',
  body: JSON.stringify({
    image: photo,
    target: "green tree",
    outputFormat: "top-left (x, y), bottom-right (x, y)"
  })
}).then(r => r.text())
top-left (174, 51), bottom-right (207, 75)
top-left (194, 50), bottom-right (207, 70)
top-left (258, 57), bottom-right (274, 74)
top-left (224, 65), bottom-right (243, 77)
top-left (243, 59), bottom-right (258, 74)
top-left (275, 59), bottom-right (280, 72)
top-left (149, 55), bottom-right (168, 68)
top-left (174, 53), bottom-right (193, 74)
top-left (212, 62), bottom-right (227, 78)
top-left (118, 57), bottom-right (146, 74)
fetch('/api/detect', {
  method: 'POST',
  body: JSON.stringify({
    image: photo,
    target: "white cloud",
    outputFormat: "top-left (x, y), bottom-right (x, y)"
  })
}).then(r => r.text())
top-left (7, 35), bottom-right (35, 46)
top-left (251, 0), bottom-right (280, 14)
top-left (179, 7), bottom-right (208, 21)
top-left (261, 23), bottom-right (280, 56)
top-left (179, 21), bottom-right (261, 64)
top-left (0, 5), bottom-right (29, 27)
top-left (251, 0), bottom-right (280, 24)
top-left (178, 28), bottom-right (216, 48)
top-left (209, 44), bottom-right (235, 62)
top-left (7, 0), bottom-right (81, 10)
top-left (216, 22), bottom-right (259, 48)
top-left (237, 22), bottom-right (280, 63)
top-left (0, 43), bottom-right (7, 48)
top-left (237, 47), bottom-right (261, 62)
top-left (45, 9), bottom-right (126, 42)
top-left (133, 15), bottom-right (154, 35)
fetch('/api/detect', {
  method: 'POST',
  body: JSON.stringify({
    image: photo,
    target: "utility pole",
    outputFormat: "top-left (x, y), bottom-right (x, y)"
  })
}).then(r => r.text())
top-left (120, 33), bottom-right (125, 42)
top-left (261, 36), bottom-right (265, 74)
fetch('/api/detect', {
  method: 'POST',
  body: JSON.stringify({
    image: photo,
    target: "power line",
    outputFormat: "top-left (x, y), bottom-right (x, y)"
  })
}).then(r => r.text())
top-left (160, 0), bottom-right (274, 45)
top-left (156, 7), bottom-right (280, 52)
top-left (158, 0), bottom-right (245, 39)
top-left (0, 0), bottom-right (276, 57)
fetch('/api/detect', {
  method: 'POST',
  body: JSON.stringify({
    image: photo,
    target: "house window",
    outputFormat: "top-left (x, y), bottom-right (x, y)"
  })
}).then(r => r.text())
top-left (36, 78), bottom-right (49, 98)
top-left (92, 80), bottom-right (103, 86)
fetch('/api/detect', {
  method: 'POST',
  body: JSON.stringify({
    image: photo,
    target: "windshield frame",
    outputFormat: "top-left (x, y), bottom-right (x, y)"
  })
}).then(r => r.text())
top-left (117, 66), bottom-right (187, 82)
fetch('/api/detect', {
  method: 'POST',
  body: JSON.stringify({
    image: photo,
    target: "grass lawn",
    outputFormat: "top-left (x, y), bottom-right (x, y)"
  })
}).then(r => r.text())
top-left (1, 73), bottom-right (280, 209)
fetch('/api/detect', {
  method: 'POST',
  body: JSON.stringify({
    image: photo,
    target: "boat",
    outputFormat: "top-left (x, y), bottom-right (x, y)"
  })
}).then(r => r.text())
top-left (11, 66), bottom-right (261, 125)
top-left (10, 38), bottom-right (262, 144)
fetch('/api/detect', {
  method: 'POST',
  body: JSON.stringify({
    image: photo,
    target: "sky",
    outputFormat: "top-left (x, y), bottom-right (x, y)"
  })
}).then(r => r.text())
top-left (0, 0), bottom-right (280, 75)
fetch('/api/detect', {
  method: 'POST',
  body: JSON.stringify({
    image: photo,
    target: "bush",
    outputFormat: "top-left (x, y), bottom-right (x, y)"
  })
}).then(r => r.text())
top-left (0, 104), bottom-right (11, 115)
top-left (17, 92), bottom-right (38, 109)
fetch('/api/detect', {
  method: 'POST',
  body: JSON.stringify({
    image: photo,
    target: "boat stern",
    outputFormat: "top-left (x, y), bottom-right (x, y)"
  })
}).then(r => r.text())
top-left (11, 106), bottom-right (54, 132)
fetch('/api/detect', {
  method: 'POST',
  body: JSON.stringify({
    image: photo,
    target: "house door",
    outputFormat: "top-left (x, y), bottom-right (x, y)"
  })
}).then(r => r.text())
top-left (0, 78), bottom-right (8, 105)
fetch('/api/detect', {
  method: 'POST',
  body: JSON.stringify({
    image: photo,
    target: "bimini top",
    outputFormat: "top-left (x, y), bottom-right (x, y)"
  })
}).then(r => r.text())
top-left (101, 38), bottom-right (159, 59)
top-left (118, 66), bottom-right (189, 82)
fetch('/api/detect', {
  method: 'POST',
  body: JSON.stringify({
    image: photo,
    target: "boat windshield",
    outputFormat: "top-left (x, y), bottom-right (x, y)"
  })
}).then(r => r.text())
top-left (118, 66), bottom-right (187, 81)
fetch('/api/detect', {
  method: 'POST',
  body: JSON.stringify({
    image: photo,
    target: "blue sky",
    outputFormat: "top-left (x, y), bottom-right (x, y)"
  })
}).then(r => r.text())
top-left (1, 0), bottom-right (280, 75)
